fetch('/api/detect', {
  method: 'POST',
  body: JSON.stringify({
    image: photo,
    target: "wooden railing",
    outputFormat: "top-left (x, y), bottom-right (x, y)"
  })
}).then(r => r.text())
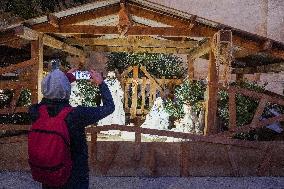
top-left (217, 86), bottom-right (284, 137)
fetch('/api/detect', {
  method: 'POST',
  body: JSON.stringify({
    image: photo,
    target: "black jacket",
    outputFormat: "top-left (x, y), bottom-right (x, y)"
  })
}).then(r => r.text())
top-left (29, 82), bottom-right (115, 185)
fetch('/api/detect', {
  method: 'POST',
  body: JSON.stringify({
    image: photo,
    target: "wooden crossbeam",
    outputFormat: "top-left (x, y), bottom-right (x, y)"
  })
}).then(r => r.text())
top-left (0, 26), bottom-right (38, 44)
top-left (0, 106), bottom-right (28, 114)
top-left (0, 124), bottom-right (30, 131)
top-left (230, 86), bottom-right (284, 107)
top-left (14, 26), bottom-right (38, 41)
top-left (233, 62), bottom-right (284, 74)
top-left (0, 60), bottom-right (35, 75)
top-left (128, 4), bottom-right (193, 28)
top-left (60, 4), bottom-right (120, 25)
top-left (0, 81), bottom-right (33, 90)
top-left (34, 25), bottom-right (197, 37)
top-left (43, 35), bottom-right (85, 57)
top-left (67, 36), bottom-right (197, 48)
top-left (187, 39), bottom-right (210, 59)
top-left (47, 14), bottom-right (59, 28)
top-left (85, 124), bottom-right (262, 149)
top-left (92, 45), bottom-right (193, 54)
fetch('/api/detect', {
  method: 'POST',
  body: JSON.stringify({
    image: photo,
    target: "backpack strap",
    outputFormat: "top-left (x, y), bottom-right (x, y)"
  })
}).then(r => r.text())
top-left (38, 105), bottom-right (50, 119)
top-left (56, 107), bottom-right (73, 120)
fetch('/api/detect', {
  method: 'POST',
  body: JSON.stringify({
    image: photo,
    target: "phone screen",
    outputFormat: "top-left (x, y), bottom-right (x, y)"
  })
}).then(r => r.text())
top-left (73, 71), bottom-right (91, 80)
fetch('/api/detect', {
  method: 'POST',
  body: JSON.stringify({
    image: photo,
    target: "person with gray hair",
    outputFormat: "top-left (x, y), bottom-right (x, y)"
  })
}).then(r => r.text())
top-left (28, 61), bottom-right (115, 189)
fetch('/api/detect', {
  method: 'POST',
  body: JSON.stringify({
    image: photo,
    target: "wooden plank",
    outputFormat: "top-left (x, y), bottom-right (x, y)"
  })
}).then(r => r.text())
top-left (86, 125), bottom-right (263, 149)
top-left (92, 45), bottom-right (194, 54)
top-left (130, 66), bottom-right (138, 119)
top-left (124, 82), bottom-right (130, 110)
top-left (180, 142), bottom-right (189, 177)
top-left (0, 81), bottom-right (32, 90)
top-left (231, 86), bottom-right (284, 107)
top-left (14, 26), bottom-right (38, 41)
top-left (9, 89), bottom-right (22, 113)
top-left (226, 146), bottom-right (239, 176)
top-left (67, 36), bottom-right (198, 48)
top-left (90, 128), bottom-right (98, 166)
top-left (43, 35), bottom-right (85, 57)
top-left (217, 114), bottom-right (284, 138)
top-left (187, 56), bottom-right (194, 80)
top-left (0, 124), bottom-right (30, 131)
top-left (0, 107), bottom-right (29, 114)
top-left (140, 66), bottom-right (163, 92)
top-left (257, 144), bottom-right (273, 176)
top-left (250, 98), bottom-right (268, 128)
top-left (129, 4), bottom-right (192, 28)
top-left (121, 66), bottom-right (133, 79)
top-left (233, 62), bottom-right (284, 74)
top-left (228, 88), bottom-right (237, 131)
top-left (133, 118), bottom-right (142, 161)
top-left (36, 25), bottom-right (197, 37)
top-left (141, 77), bottom-right (146, 114)
top-left (59, 4), bottom-right (120, 25)
top-left (0, 25), bottom-right (36, 44)
top-left (0, 60), bottom-right (35, 75)
top-left (99, 143), bottom-right (120, 175)
top-left (204, 49), bottom-right (218, 135)
top-left (31, 35), bottom-right (43, 103)
top-left (148, 144), bottom-right (157, 176)
top-left (187, 39), bottom-right (210, 59)
top-left (150, 79), bottom-right (156, 108)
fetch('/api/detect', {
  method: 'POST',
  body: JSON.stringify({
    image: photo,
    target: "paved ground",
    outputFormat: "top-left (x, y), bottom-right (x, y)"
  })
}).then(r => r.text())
top-left (0, 171), bottom-right (284, 189)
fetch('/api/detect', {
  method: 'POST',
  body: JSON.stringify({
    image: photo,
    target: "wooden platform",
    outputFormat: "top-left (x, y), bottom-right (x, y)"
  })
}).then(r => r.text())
top-left (1, 135), bottom-right (284, 177)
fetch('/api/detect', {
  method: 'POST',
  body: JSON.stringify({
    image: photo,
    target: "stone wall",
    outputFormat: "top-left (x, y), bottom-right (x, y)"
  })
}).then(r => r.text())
top-left (150, 0), bottom-right (284, 42)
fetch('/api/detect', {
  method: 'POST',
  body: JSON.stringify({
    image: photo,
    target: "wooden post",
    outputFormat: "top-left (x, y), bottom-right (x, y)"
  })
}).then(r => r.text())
top-left (133, 117), bottom-right (142, 161)
top-left (236, 73), bottom-right (244, 84)
top-left (141, 77), bottom-right (146, 114)
top-left (187, 55), bottom-right (194, 81)
top-left (130, 66), bottom-right (138, 119)
top-left (228, 88), bottom-right (237, 131)
top-left (204, 48), bottom-right (218, 135)
top-left (91, 128), bottom-right (98, 167)
top-left (180, 142), bottom-right (189, 177)
top-left (31, 34), bottom-right (43, 103)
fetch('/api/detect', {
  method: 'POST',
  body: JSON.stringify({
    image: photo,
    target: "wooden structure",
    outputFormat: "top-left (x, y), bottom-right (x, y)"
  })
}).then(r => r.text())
top-left (1, 126), bottom-right (284, 176)
top-left (0, 0), bottom-right (284, 176)
top-left (121, 65), bottom-right (182, 118)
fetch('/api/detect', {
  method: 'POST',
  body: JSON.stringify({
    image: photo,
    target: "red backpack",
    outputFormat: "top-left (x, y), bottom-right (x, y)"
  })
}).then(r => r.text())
top-left (28, 105), bottom-right (73, 187)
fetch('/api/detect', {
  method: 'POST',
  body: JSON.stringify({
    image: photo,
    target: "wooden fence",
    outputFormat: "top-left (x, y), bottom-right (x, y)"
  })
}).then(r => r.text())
top-left (216, 85), bottom-right (284, 138)
top-left (122, 66), bottom-right (182, 118)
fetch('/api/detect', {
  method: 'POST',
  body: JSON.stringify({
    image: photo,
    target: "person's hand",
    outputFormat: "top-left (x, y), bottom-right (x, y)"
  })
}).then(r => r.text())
top-left (90, 69), bottom-right (103, 85)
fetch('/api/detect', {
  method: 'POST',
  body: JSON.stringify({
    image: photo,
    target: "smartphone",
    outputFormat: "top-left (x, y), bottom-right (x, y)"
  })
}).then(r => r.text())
top-left (73, 71), bottom-right (91, 80)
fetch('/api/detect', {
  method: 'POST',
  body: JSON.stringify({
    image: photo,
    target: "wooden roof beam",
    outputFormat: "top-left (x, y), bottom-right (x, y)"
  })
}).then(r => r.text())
top-left (14, 26), bottom-right (39, 41)
top-left (187, 39), bottom-right (211, 59)
top-left (91, 45), bottom-right (194, 54)
top-left (31, 4), bottom-right (121, 31)
top-left (35, 25), bottom-right (196, 37)
top-left (0, 26), bottom-right (38, 45)
top-left (233, 62), bottom-right (284, 74)
top-left (128, 4), bottom-right (192, 28)
top-left (0, 60), bottom-right (35, 75)
top-left (66, 36), bottom-right (198, 48)
top-left (43, 35), bottom-right (85, 57)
